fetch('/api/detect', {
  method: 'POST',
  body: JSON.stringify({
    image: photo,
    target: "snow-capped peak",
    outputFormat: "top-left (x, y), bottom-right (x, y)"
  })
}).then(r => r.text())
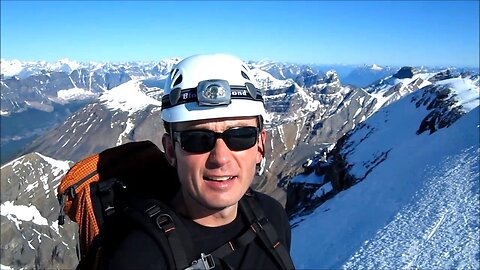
top-left (99, 79), bottom-right (162, 115)
top-left (51, 58), bottom-right (80, 74)
top-left (371, 64), bottom-right (383, 71)
top-left (250, 67), bottom-right (293, 90)
top-left (324, 70), bottom-right (340, 84)
top-left (0, 59), bottom-right (25, 77)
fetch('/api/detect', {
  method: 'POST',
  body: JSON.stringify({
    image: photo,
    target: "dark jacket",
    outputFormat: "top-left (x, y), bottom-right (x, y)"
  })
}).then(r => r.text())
top-left (102, 191), bottom-right (292, 270)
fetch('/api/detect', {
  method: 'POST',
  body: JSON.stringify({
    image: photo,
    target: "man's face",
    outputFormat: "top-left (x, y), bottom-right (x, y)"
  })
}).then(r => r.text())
top-left (165, 116), bottom-right (266, 212)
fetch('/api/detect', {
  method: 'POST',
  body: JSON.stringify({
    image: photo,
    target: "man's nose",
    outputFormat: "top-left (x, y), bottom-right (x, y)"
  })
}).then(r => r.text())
top-left (206, 138), bottom-right (231, 167)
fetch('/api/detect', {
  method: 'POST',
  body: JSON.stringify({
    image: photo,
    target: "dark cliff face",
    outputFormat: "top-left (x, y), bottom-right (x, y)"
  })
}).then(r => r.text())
top-left (413, 84), bottom-right (465, 135)
top-left (285, 135), bottom-right (354, 217)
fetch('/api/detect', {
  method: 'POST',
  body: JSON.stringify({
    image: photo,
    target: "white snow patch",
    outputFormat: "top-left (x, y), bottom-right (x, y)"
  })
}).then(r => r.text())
top-left (0, 264), bottom-right (14, 270)
top-left (57, 87), bottom-right (97, 101)
top-left (1, 201), bottom-right (49, 229)
top-left (36, 153), bottom-right (71, 175)
top-left (116, 117), bottom-right (136, 145)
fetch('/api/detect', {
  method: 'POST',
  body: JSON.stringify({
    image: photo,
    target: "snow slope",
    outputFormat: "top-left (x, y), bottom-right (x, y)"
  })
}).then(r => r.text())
top-left (290, 82), bottom-right (479, 268)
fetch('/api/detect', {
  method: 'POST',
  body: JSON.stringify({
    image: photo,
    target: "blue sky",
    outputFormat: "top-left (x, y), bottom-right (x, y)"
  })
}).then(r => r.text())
top-left (1, 1), bottom-right (479, 67)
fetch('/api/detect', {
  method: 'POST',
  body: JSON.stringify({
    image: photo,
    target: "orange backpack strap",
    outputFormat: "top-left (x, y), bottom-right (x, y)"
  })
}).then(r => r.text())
top-left (58, 153), bottom-right (101, 255)
top-left (57, 140), bottom-right (180, 259)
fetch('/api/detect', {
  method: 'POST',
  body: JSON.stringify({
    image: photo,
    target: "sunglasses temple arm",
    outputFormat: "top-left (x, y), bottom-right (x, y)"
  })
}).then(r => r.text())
top-left (169, 122), bottom-right (177, 152)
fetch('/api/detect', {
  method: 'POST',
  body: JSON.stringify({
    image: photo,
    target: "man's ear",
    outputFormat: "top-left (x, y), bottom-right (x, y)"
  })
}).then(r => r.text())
top-left (162, 133), bottom-right (176, 167)
top-left (256, 129), bottom-right (267, 164)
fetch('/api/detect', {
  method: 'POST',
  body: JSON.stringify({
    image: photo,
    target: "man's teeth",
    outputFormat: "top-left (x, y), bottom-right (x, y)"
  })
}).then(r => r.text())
top-left (206, 176), bottom-right (234, 181)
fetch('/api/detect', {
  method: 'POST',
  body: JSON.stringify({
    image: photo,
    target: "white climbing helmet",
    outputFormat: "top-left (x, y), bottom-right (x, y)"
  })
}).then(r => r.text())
top-left (161, 54), bottom-right (267, 123)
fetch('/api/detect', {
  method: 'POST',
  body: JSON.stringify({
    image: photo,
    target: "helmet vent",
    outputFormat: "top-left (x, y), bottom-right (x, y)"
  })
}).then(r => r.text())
top-left (241, 71), bottom-right (250, 80)
top-left (173, 74), bottom-right (183, 87)
top-left (171, 68), bottom-right (179, 78)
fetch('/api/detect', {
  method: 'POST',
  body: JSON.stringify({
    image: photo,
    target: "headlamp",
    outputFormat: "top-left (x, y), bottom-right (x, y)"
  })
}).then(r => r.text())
top-left (161, 80), bottom-right (263, 110)
top-left (197, 80), bottom-right (231, 106)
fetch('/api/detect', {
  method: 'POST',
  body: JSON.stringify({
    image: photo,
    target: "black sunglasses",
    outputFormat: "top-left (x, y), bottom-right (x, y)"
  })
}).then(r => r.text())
top-left (173, 126), bottom-right (259, 153)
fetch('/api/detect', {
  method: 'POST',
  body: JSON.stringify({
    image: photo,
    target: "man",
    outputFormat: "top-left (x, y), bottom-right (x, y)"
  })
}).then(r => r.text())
top-left (103, 54), bottom-right (294, 269)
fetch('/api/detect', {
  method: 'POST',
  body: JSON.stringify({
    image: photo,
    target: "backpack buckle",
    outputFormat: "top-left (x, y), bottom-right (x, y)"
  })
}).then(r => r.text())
top-left (156, 213), bottom-right (176, 234)
top-left (185, 253), bottom-right (215, 270)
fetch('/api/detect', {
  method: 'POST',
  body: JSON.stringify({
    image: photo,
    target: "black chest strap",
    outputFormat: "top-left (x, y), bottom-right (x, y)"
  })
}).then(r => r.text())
top-left (209, 219), bottom-right (259, 258)
top-left (238, 193), bottom-right (295, 270)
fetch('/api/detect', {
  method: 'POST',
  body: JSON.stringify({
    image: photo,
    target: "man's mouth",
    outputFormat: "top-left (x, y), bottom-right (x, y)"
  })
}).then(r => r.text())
top-left (204, 176), bottom-right (235, 182)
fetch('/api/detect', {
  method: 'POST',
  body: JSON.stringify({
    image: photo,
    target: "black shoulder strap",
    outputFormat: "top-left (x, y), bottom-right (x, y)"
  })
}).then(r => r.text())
top-left (239, 191), bottom-right (295, 270)
top-left (123, 199), bottom-right (195, 270)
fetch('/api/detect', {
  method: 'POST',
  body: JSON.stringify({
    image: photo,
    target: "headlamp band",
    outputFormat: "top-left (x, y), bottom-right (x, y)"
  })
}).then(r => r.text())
top-left (161, 82), bottom-right (264, 110)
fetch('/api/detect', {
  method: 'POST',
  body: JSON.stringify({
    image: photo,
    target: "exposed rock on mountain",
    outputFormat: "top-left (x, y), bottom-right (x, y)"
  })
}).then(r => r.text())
top-left (294, 67), bottom-right (324, 88)
top-left (428, 69), bottom-right (454, 83)
top-left (392, 66), bottom-right (417, 79)
top-left (1, 153), bottom-right (78, 269)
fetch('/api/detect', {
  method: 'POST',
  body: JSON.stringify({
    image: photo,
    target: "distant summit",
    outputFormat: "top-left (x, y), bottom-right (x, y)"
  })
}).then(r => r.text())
top-left (393, 66), bottom-right (417, 79)
top-left (370, 64), bottom-right (383, 71)
top-left (343, 64), bottom-right (397, 87)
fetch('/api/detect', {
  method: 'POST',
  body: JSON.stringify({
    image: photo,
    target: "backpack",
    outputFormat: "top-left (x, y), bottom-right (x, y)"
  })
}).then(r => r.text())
top-left (57, 140), bottom-right (294, 270)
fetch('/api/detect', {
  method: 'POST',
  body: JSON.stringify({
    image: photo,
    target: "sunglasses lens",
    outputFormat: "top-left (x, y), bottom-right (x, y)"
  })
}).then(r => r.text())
top-left (176, 127), bottom-right (259, 153)
top-left (223, 127), bottom-right (258, 151)
top-left (180, 130), bottom-right (215, 153)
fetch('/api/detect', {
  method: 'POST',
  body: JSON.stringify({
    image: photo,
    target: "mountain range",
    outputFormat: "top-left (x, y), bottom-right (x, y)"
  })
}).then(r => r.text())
top-left (0, 58), bottom-right (478, 269)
